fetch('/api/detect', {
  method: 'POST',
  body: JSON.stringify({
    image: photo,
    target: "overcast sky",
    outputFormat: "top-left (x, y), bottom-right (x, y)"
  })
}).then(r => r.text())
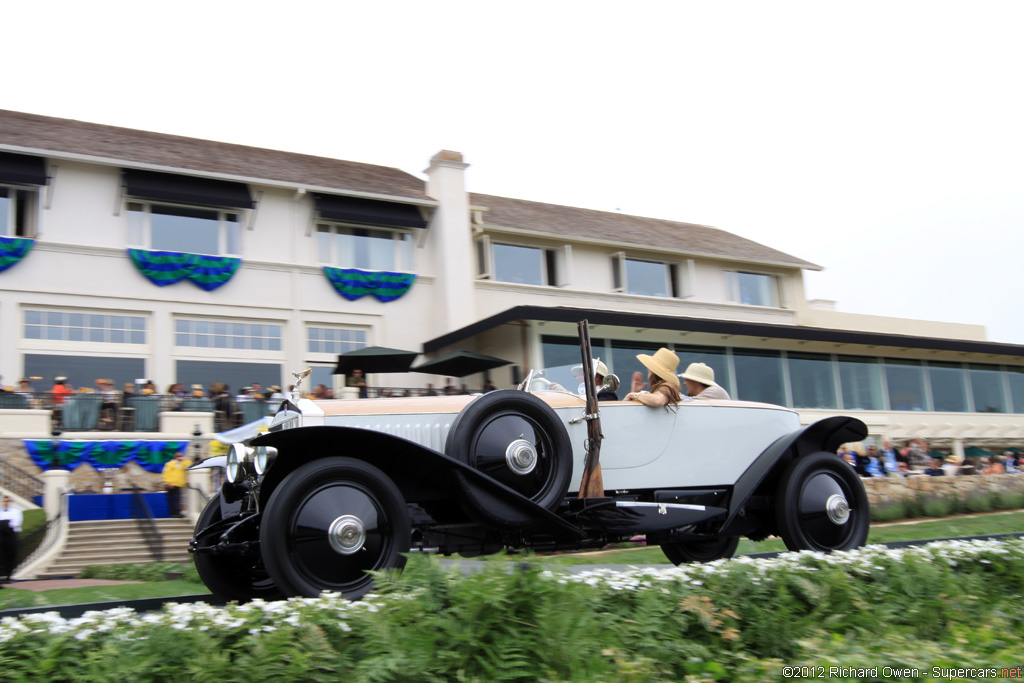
top-left (5, 1), bottom-right (1023, 344)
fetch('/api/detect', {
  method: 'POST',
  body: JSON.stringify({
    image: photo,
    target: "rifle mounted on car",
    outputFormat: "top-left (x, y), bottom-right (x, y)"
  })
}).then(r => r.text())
top-left (576, 320), bottom-right (605, 498)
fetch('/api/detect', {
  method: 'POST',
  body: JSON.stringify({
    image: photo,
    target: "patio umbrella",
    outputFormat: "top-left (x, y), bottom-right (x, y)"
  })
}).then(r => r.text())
top-left (332, 346), bottom-right (420, 375)
top-left (411, 350), bottom-right (512, 378)
top-left (962, 445), bottom-right (997, 458)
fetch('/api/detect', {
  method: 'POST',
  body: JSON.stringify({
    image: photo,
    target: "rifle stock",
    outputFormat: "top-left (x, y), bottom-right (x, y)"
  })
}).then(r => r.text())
top-left (577, 320), bottom-right (605, 499)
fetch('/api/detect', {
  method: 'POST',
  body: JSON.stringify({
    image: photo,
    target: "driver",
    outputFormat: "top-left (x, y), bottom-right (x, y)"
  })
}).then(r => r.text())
top-left (623, 348), bottom-right (682, 411)
top-left (571, 360), bottom-right (618, 401)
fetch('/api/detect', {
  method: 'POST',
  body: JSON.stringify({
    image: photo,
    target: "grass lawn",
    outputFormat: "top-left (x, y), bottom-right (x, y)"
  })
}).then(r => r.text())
top-left (1, 510), bottom-right (1021, 610)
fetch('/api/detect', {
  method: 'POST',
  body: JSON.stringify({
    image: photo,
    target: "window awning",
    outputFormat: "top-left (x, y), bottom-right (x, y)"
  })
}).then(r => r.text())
top-left (123, 169), bottom-right (254, 209)
top-left (0, 152), bottom-right (48, 186)
top-left (313, 193), bottom-right (428, 229)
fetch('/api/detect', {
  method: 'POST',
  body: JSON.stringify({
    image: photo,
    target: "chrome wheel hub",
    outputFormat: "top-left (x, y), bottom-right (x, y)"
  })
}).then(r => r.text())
top-left (328, 515), bottom-right (366, 555)
top-left (505, 438), bottom-right (537, 475)
top-left (825, 494), bottom-right (850, 525)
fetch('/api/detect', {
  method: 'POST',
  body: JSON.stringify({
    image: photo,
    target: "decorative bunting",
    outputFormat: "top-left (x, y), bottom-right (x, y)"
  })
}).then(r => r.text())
top-left (23, 440), bottom-right (189, 473)
top-left (127, 249), bottom-right (241, 291)
top-left (0, 236), bottom-right (34, 273)
top-left (324, 267), bottom-right (416, 302)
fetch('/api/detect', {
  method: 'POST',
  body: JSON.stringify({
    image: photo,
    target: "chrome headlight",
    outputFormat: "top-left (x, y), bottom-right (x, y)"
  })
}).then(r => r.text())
top-left (226, 443), bottom-right (248, 483)
top-left (252, 446), bottom-right (278, 475)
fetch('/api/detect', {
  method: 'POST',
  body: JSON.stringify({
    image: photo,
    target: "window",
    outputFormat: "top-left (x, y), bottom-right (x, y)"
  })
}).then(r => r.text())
top-left (885, 360), bottom-right (926, 411)
top-left (968, 364), bottom-right (1007, 413)
top-left (0, 187), bottom-right (38, 238)
top-left (837, 356), bottom-right (884, 410)
top-left (733, 349), bottom-right (784, 405)
top-left (307, 327), bottom-right (367, 354)
top-left (1008, 367), bottom-right (1024, 413)
top-left (176, 360), bottom-right (281, 394)
top-left (928, 362), bottom-right (968, 412)
top-left (24, 354), bottom-right (145, 392)
top-left (128, 202), bottom-right (241, 255)
top-left (477, 237), bottom-right (570, 287)
top-left (611, 253), bottom-right (685, 298)
top-left (24, 310), bottom-right (146, 344)
top-left (788, 352), bottom-right (837, 409)
top-left (725, 271), bottom-right (779, 307)
top-left (175, 319), bottom-right (282, 351)
top-left (317, 224), bottom-right (413, 272)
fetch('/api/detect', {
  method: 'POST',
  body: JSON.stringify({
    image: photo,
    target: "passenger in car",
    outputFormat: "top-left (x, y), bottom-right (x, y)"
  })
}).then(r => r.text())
top-left (678, 363), bottom-right (731, 400)
top-left (623, 348), bottom-right (682, 410)
top-left (571, 360), bottom-right (618, 401)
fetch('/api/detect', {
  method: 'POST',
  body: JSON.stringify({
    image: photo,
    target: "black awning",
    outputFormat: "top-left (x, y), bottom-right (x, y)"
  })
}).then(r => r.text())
top-left (123, 169), bottom-right (254, 209)
top-left (0, 152), bottom-right (48, 186)
top-left (313, 193), bottom-right (428, 229)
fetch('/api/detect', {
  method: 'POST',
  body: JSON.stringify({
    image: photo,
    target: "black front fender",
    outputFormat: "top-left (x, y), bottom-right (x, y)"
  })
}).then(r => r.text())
top-left (722, 415), bottom-right (868, 530)
top-left (252, 426), bottom-right (583, 536)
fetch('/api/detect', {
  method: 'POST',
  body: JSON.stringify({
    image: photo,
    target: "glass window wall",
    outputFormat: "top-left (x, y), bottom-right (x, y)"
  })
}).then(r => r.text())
top-left (928, 362), bottom-right (968, 412)
top-left (969, 364), bottom-right (1007, 413)
top-left (885, 360), bottom-right (926, 411)
top-left (788, 352), bottom-right (837, 409)
top-left (733, 349), bottom-right (784, 405)
top-left (675, 344), bottom-right (731, 397)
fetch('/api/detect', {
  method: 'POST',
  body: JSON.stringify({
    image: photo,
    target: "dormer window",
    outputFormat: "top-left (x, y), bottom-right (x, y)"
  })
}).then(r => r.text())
top-left (725, 270), bottom-right (779, 307)
top-left (476, 236), bottom-right (570, 287)
top-left (611, 253), bottom-right (690, 298)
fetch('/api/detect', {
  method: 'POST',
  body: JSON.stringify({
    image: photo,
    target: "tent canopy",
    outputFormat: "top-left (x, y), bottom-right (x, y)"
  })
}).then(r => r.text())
top-left (333, 346), bottom-right (420, 375)
top-left (412, 350), bottom-right (512, 378)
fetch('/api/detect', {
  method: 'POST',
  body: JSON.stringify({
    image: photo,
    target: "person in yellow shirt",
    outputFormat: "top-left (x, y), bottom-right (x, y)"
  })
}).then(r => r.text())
top-left (161, 452), bottom-right (191, 518)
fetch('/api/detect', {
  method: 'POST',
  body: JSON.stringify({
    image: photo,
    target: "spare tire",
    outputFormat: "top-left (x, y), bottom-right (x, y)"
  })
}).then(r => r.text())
top-left (445, 389), bottom-right (572, 526)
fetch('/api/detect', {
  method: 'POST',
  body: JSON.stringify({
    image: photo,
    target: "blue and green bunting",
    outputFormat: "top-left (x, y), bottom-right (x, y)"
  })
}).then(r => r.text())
top-left (23, 440), bottom-right (189, 473)
top-left (0, 236), bottom-right (34, 273)
top-left (127, 249), bottom-right (241, 291)
top-left (324, 267), bottom-right (416, 302)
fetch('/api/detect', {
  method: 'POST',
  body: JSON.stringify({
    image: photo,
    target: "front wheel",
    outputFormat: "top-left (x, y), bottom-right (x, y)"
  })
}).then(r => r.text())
top-left (775, 451), bottom-right (870, 552)
top-left (193, 494), bottom-right (282, 602)
top-left (661, 535), bottom-right (740, 565)
top-left (260, 457), bottom-right (411, 599)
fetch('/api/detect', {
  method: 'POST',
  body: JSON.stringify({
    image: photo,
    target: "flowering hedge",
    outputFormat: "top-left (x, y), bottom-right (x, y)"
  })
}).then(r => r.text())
top-left (1, 540), bottom-right (1023, 681)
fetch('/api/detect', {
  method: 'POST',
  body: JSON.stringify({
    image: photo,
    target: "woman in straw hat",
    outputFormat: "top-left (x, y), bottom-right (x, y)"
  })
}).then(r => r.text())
top-left (623, 348), bottom-right (682, 410)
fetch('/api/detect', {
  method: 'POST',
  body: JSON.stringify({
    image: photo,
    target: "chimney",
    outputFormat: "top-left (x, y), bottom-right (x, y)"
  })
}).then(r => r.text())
top-left (424, 150), bottom-right (476, 333)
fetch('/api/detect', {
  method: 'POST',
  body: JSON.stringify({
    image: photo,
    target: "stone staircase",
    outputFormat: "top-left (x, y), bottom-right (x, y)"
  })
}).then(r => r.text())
top-left (34, 518), bottom-right (195, 579)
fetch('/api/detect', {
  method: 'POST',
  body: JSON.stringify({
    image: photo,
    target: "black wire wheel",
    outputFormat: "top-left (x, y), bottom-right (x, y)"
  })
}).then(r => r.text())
top-left (660, 535), bottom-right (740, 565)
top-left (193, 494), bottom-right (282, 602)
top-left (446, 390), bottom-right (572, 525)
top-left (775, 451), bottom-right (870, 552)
top-left (259, 457), bottom-right (411, 599)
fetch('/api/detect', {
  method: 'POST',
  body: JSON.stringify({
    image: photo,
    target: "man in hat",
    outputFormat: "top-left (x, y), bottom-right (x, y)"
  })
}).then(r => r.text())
top-left (678, 362), bottom-right (731, 400)
top-left (571, 360), bottom-right (618, 401)
top-left (162, 451), bottom-right (192, 518)
top-left (50, 376), bottom-right (73, 405)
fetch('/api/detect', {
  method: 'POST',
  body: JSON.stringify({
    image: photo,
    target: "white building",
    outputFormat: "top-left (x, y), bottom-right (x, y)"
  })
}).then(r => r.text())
top-left (1, 109), bottom-right (1022, 454)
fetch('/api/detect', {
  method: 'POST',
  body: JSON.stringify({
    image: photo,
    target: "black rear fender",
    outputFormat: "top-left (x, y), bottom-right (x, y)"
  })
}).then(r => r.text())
top-left (251, 426), bottom-right (582, 536)
top-left (720, 416), bottom-right (867, 532)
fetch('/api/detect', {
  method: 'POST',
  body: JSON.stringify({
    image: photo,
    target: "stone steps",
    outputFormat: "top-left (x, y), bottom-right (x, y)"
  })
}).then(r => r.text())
top-left (34, 518), bottom-right (196, 579)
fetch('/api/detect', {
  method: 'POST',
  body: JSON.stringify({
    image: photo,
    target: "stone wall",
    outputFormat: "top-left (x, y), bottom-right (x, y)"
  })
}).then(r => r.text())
top-left (861, 474), bottom-right (1024, 506)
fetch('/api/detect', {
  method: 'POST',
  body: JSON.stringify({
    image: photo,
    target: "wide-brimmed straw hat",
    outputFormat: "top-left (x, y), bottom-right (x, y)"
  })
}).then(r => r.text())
top-left (679, 362), bottom-right (718, 387)
top-left (636, 348), bottom-right (680, 389)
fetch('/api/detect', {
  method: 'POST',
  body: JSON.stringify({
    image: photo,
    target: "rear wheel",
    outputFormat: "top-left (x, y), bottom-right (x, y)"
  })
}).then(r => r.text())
top-left (193, 494), bottom-right (282, 602)
top-left (660, 535), bottom-right (740, 565)
top-left (775, 452), bottom-right (870, 552)
top-left (260, 457), bottom-right (410, 599)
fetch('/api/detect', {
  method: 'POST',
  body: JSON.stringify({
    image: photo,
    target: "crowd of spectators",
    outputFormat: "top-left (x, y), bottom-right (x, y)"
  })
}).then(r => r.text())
top-left (838, 438), bottom-right (1022, 478)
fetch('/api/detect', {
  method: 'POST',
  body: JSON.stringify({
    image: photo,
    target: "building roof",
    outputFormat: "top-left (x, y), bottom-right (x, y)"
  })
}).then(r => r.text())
top-left (471, 193), bottom-right (820, 270)
top-left (0, 109), bottom-right (429, 202)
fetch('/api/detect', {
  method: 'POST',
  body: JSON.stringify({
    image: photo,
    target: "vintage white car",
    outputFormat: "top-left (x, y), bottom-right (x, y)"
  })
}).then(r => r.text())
top-left (190, 360), bottom-right (870, 602)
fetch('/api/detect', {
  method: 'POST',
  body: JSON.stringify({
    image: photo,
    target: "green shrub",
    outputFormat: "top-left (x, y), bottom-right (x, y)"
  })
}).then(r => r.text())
top-left (921, 495), bottom-right (954, 517)
top-left (79, 562), bottom-right (199, 583)
top-left (992, 489), bottom-right (1024, 510)
top-left (870, 500), bottom-right (905, 522)
top-left (965, 491), bottom-right (995, 513)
